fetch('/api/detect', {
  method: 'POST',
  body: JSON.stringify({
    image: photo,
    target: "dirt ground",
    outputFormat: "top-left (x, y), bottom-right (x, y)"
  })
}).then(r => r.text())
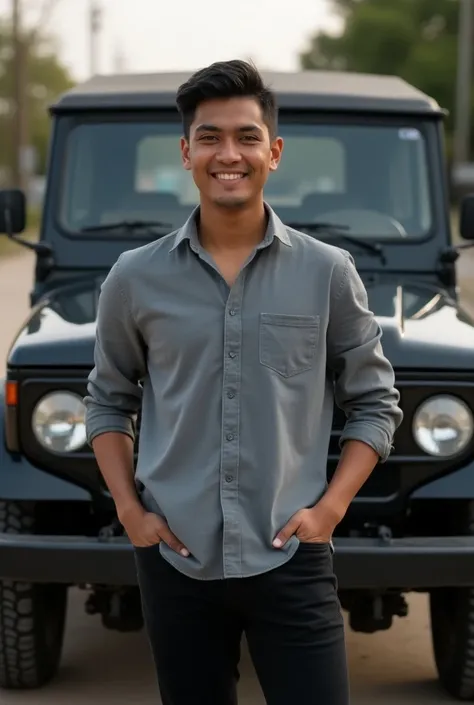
top-left (0, 249), bottom-right (472, 704)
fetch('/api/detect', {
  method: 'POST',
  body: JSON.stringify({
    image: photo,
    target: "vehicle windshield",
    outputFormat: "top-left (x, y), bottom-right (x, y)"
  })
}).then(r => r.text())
top-left (59, 118), bottom-right (432, 239)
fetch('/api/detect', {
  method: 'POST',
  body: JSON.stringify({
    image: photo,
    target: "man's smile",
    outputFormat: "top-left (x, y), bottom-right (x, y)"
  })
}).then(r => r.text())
top-left (211, 172), bottom-right (248, 181)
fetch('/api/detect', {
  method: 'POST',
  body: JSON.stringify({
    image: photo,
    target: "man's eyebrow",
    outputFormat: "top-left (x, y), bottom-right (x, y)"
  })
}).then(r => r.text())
top-left (194, 124), bottom-right (264, 134)
top-left (237, 125), bottom-right (263, 133)
top-left (195, 124), bottom-right (221, 133)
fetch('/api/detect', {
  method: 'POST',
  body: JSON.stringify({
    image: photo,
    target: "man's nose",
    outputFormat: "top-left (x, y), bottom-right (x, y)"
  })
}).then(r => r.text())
top-left (216, 138), bottom-right (242, 163)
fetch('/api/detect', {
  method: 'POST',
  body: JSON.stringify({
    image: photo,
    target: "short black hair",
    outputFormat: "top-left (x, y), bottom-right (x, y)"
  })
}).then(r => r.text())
top-left (176, 60), bottom-right (278, 139)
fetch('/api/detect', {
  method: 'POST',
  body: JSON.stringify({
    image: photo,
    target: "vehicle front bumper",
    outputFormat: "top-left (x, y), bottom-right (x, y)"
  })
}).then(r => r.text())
top-left (1, 534), bottom-right (474, 588)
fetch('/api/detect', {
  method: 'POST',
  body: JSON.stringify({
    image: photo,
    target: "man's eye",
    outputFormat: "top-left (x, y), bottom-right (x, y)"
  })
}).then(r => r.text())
top-left (200, 135), bottom-right (217, 142)
top-left (241, 135), bottom-right (258, 141)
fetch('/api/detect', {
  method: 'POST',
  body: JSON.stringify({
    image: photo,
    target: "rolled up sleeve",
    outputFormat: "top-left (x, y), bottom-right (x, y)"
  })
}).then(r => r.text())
top-left (327, 253), bottom-right (403, 462)
top-left (84, 256), bottom-right (146, 446)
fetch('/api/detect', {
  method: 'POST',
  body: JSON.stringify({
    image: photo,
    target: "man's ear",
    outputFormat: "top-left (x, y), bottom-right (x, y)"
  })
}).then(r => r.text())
top-left (181, 137), bottom-right (192, 171)
top-left (269, 136), bottom-right (284, 172)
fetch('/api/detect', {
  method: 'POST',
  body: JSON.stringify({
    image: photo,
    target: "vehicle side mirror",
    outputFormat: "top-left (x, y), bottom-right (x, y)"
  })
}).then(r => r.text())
top-left (0, 189), bottom-right (26, 236)
top-left (459, 194), bottom-right (474, 240)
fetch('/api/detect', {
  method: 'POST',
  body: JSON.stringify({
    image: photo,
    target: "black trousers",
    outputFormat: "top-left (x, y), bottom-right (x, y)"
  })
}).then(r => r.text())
top-left (134, 542), bottom-right (349, 705)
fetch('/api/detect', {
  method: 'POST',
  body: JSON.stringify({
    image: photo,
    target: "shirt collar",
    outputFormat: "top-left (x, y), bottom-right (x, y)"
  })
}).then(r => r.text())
top-left (168, 203), bottom-right (292, 253)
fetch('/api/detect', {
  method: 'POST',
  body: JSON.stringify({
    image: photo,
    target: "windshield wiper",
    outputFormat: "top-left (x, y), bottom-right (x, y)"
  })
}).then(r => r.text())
top-left (287, 221), bottom-right (386, 264)
top-left (80, 219), bottom-right (172, 234)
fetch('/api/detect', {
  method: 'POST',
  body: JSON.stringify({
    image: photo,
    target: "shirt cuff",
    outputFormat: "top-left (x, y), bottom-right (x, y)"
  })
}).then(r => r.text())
top-left (338, 422), bottom-right (393, 463)
top-left (86, 412), bottom-right (135, 447)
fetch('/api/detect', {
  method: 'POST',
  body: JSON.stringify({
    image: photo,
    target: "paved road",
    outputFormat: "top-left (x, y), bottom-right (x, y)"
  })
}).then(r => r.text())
top-left (1, 249), bottom-right (472, 704)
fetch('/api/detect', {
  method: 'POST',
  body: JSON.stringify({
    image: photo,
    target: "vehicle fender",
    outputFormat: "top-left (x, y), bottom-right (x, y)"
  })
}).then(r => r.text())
top-left (0, 379), bottom-right (91, 501)
top-left (412, 459), bottom-right (474, 499)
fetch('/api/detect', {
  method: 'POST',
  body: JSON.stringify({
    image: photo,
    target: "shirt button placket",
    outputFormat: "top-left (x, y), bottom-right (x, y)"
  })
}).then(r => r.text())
top-left (221, 284), bottom-right (245, 577)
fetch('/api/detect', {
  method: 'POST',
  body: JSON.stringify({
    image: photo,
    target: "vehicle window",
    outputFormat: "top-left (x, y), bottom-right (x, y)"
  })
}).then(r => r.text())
top-left (59, 120), bottom-right (433, 239)
top-left (134, 135), bottom-right (198, 201)
top-left (266, 135), bottom-right (345, 203)
top-left (389, 129), bottom-right (431, 232)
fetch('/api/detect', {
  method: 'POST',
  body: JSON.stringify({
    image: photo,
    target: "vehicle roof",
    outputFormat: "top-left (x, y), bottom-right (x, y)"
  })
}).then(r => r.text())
top-left (51, 69), bottom-right (443, 116)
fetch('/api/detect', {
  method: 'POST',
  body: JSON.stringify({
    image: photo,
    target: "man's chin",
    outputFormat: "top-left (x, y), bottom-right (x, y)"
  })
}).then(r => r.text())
top-left (212, 195), bottom-right (250, 210)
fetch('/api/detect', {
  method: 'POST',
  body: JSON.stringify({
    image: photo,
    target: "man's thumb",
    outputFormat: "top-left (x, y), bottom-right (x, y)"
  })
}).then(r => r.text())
top-left (153, 515), bottom-right (190, 557)
top-left (273, 515), bottom-right (301, 548)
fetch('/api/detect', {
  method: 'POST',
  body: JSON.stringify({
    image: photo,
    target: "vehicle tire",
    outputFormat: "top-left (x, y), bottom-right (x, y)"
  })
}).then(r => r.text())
top-left (0, 501), bottom-right (68, 689)
top-left (430, 501), bottom-right (474, 701)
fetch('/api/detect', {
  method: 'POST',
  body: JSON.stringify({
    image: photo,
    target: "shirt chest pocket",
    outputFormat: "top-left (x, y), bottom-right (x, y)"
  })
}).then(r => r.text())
top-left (259, 313), bottom-right (320, 378)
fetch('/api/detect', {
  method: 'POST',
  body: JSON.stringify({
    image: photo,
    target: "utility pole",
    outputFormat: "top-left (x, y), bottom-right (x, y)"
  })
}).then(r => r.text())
top-left (89, 1), bottom-right (102, 76)
top-left (12, 0), bottom-right (28, 191)
top-left (454, 0), bottom-right (474, 166)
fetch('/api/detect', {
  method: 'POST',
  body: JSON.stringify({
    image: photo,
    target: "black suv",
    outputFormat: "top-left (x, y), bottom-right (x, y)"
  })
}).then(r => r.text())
top-left (1, 70), bottom-right (474, 700)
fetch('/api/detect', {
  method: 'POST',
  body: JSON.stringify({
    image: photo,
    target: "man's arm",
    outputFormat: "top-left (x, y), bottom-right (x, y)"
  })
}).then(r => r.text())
top-left (328, 253), bottom-right (403, 456)
top-left (84, 256), bottom-right (146, 520)
top-left (322, 252), bottom-right (403, 516)
top-left (84, 258), bottom-right (190, 554)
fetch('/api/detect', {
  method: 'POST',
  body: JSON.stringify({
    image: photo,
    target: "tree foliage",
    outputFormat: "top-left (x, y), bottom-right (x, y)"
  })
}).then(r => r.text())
top-left (300, 0), bottom-right (462, 153)
top-left (0, 20), bottom-right (74, 180)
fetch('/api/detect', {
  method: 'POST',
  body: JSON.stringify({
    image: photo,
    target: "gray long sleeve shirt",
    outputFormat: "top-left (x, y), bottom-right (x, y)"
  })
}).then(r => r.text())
top-left (84, 205), bottom-right (403, 580)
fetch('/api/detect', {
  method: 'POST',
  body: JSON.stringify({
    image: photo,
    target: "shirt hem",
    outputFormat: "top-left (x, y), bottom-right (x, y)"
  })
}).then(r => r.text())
top-left (159, 541), bottom-right (301, 581)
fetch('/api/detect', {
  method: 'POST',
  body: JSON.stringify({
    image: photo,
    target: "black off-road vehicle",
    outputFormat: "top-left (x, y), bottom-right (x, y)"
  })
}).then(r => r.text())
top-left (1, 70), bottom-right (474, 699)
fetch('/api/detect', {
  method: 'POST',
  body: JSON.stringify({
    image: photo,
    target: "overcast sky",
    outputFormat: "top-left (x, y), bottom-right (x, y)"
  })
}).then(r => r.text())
top-left (1, 0), bottom-right (340, 80)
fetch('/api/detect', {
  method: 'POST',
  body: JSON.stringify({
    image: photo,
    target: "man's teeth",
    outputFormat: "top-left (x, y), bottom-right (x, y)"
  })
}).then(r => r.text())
top-left (215, 173), bottom-right (245, 180)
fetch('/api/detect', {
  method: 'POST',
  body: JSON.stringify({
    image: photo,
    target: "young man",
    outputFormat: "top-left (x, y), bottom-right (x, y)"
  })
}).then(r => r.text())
top-left (85, 60), bottom-right (403, 704)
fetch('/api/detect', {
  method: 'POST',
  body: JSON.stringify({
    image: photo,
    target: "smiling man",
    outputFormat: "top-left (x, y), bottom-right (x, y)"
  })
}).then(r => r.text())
top-left (84, 60), bottom-right (403, 704)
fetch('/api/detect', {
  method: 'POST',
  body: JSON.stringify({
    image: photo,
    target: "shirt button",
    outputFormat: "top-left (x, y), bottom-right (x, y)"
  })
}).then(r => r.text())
top-left (226, 433), bottom-right (234, 441)
top-left (225, 474), bottom-right (234, 483)
top-left (229, 309), bottom-right (236, 316)
top-left (228, 351), bottom-right (236, 359)
top-left (227, 391), bottom-right (235, 399)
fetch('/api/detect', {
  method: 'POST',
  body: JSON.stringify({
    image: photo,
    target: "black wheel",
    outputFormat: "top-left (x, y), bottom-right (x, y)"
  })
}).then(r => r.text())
top-left (0, 501), bottom-right (68, 690)
top-left (430, 502), bottom-right (474, 700)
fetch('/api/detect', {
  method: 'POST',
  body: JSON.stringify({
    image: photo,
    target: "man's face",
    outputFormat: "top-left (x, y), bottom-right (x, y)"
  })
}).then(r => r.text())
top-left (181, 97), bottom-right (283, 210)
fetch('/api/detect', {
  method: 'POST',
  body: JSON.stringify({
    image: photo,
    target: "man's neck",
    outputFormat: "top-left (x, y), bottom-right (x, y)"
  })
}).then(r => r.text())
top-left (198, 200), bottom-right (268, 252)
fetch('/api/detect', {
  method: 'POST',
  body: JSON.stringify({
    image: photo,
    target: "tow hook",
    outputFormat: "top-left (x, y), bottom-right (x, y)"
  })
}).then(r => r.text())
top-left (377, 525), bottom-right (393, 543)
top-left (98, 517), bottom-right (124, 541)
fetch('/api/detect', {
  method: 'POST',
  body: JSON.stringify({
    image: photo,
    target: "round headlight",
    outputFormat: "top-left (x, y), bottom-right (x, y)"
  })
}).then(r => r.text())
top-left (32, 392), bottom-right (86, 452)
top-left (412, 394), bottom-right (474, 457)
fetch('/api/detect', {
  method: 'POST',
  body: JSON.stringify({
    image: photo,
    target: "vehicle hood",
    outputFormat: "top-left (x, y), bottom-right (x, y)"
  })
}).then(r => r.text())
top-left (7, 276), bottom-right (104, 368)
top-left (7, 275), bottom-right (474, 369)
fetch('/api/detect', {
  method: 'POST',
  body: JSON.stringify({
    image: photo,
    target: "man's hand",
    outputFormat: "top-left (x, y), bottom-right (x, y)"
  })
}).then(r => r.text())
top-left (273, 440), bottom-right (380, 549)
top-left (119, 504), bottom-right (190, 556)
top-left (273, 500), bottom-right (344, 549)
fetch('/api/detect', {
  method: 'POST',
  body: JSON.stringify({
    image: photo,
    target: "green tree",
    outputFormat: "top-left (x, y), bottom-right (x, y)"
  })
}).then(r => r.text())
top-left (0, 19), bottom-right (74, 181)
top-left (300, 0), bottom-right (461, 153)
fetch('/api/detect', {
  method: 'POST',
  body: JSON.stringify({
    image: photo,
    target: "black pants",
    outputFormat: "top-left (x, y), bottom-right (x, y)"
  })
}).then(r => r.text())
top-left (134, 543), bottom-right (349, 705)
